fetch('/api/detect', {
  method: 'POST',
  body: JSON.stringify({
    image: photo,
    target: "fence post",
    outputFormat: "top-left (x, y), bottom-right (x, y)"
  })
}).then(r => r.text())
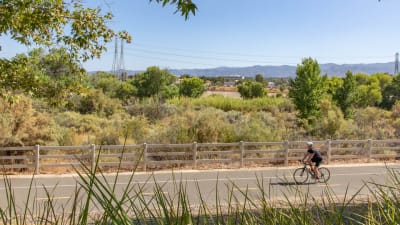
top-left (34, 145), bottom-right (40, 175)
top-left (326, 139), bottom-right (331, 164)
top-left (367, 139), bottom-right (372, 163)
top-left (240, 141), bottom-right (244, 168)
top-left (284, 140), bottom-right (289, 167)
top-left (90, 144), bottom-right (96, 172)
top-left (143, 143), bottom-right (147, 172)
top-left (192, 142), bottom-right (198, 169)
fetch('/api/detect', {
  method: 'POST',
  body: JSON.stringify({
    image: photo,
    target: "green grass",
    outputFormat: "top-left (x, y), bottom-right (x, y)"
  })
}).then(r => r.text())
top-left (167, 96), bottom-right (293, 113)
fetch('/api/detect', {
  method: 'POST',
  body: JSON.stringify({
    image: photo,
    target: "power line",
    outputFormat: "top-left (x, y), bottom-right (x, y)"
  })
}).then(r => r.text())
top-left (130, 41), bottom-right (393, 61)
top-left (123, 52), bottom-right (225, 68)
top-left (125, 47), bottom-right (295, 65)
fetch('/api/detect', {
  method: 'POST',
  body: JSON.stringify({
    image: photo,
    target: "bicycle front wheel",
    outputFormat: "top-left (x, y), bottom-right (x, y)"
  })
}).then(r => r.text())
top-left (318, 167), bottom-right (330, 183)
top-left (293, 167), bottom-right (309, 184)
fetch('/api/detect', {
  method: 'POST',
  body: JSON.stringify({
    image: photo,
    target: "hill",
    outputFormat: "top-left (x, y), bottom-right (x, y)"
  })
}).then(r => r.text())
top-left (106, 62), bottom-right (395, 77)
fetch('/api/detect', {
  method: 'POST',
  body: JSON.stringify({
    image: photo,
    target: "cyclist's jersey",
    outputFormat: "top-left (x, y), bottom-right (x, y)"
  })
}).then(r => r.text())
top-left (307, 148), bottom-right (322, 161)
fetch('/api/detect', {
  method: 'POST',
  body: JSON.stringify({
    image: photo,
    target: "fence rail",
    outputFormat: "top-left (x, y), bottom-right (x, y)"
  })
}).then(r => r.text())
top-left (0, 139), bottom-right (399, 174)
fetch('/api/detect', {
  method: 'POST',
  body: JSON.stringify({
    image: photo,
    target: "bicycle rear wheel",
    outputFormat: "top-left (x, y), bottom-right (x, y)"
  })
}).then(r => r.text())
top-left (293, 167), bottom-right (309, 184)
top-left (318, 167), bottom-right (330, 182)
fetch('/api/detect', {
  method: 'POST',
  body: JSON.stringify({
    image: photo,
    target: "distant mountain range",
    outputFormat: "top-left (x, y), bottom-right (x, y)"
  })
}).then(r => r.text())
top-left (100, 62), bottom-right (396, 78)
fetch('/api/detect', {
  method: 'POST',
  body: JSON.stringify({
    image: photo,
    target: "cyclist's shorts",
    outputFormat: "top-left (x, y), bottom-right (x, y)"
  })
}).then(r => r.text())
top-left (311, 158), bottom-right (322, 167)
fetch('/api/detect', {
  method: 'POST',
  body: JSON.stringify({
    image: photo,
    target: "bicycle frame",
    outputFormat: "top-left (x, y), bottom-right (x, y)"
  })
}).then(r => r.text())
top-left (299, 163), bottom-right (317, 178)
top-left (293, 162), bottom-right (330, 184)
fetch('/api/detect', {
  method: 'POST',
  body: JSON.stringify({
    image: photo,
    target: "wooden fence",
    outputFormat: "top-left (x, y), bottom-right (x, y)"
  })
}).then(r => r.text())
top-left (0, 139), bottom-right (400, 174)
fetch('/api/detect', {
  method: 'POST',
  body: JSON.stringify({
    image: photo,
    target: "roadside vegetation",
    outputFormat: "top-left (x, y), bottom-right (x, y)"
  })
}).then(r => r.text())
top-left (2, 1), bottom-right (400, 223)
top-left (2, 50), bottom-right (400, 147)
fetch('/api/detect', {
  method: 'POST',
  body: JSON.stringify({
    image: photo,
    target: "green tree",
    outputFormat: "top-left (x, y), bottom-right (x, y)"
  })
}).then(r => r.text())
top-left (87, 71), bottom-right (137, 103)
top-left (0, 0), bottom-right (131, 61)
top-left (237, 80), bottom-right (266, 99)
top-left (326, 76), bottom-right (343, 96)
top-left (131, 66), bottom-right (178, 100)
top-left (89, 72), bottom-right (121, 95)
top-left (0, 0), bottom-right (196, 103)
top-left (114, 82), bottom-right (137, 103)
top-left (34, 48), bottom-right (87, 105)
top-left (381, 74), bottom-right (400, 109)
top-left (179, 77), bottom-right (205, 98)
top-left (288, 58), bottom-right (327, 121)
top-left (0, 48), bottom-right (86, 105)
top-left (354, 73), bottom-right (382, 108)
top-left (333, 71), bottom-right (358, 118)
top-left (255, 74), bottom-right (265, 83)
top-left (372, 73), bottom-right (392, 91)
top-left (1, 0), bottom-right (196, 60)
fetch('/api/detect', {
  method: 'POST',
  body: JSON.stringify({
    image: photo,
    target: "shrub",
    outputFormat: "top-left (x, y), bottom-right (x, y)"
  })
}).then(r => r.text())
top-left (147, 108), bottom-right (236, 143)
top-left (179, 77), bottom-right (205, 98)
top-left (168, 96), bottom-right (291, 113)
top-left (0, 95), bottom-right (57, 146)
top-left (127, 98), bottom-right (177, 121)
top-left (66, 89), bottom-right (122, 117)
top-left (237, 80), bottom-right (266, 98)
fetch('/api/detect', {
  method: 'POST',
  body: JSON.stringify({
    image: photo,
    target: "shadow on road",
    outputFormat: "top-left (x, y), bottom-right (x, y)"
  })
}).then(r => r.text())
top-left (270, 181), bottom-right (319, 186)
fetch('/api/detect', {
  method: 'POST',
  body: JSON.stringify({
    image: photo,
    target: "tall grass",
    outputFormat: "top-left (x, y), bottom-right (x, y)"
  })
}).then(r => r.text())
top-left (1, 158), bottom-right (400, 224)
top-left (167, 96), bottom-right (294, 113)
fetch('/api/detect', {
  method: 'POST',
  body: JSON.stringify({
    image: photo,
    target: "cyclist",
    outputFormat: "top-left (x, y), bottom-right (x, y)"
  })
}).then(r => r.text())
top-left (302, 141), bottom-right (323, 179)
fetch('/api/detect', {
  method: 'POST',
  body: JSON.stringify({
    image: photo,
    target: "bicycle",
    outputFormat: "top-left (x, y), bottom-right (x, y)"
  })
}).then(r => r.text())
top-left (293, 161), bottom-right (330, 184)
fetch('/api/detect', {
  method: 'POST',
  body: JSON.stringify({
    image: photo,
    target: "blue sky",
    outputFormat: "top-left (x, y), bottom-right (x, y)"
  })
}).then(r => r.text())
top-left (2, 0), bottom-right (400, 72)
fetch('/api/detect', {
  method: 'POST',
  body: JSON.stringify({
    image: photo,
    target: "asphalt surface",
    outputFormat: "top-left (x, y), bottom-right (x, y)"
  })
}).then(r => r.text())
top-left (1, 163), bottom-right (399, 214)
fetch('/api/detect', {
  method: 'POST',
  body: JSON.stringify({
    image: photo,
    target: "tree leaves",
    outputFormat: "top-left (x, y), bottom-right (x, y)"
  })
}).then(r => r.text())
top-left (0, 0), bottom-right (130, 61)
top-left (149, 0), bottom-right (197, 20)
top-left (288, 57), bottom-right (326, 121)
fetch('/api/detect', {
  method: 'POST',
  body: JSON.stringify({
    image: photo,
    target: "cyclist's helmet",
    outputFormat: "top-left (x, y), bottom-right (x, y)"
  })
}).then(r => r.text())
top-left (306, 141), bottom-right (313, 146)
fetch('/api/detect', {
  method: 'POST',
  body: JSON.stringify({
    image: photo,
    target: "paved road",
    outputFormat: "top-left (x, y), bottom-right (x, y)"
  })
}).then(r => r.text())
top-left (1, 163), bottom-right (399, 213)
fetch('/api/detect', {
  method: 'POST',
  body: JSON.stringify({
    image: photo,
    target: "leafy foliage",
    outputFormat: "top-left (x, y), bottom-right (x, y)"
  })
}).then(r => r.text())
top-left (354, 73), bottom-right (382, 108)
top-left (168, 95), bottom-right (293, 113)
top-left (150, 0), bottom-right (197, 20)
top-left (130, 66), bottom-right (178, 100)
top-left (0, 48), bottom-right (86, 105)
top-left (255, 74), bottom-right (265, 83)
top-left (381, 74), bottom-right (400, 109)
top-left (0, 0), bottom-right (131, 61)
top-left (179, 77), bottom-right (205, 98)
top-left (333, 71), bottom-right (358, 118)
top-left (289, 58), bottom-right (327, 121)
top-left (314, 99), bottom-right (345, 138)
top-left (88, 72), bottom-right (137, 103)
top-left (0, 95), bottom-right (57, 146)
top-left (65, 89), bottom-right (122, 117)
top-left (237, 80), bottom-right (266, 99)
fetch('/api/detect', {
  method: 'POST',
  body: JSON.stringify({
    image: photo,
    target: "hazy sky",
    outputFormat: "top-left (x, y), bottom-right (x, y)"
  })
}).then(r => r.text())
top-left (1, 0), bottom-right (399, 71)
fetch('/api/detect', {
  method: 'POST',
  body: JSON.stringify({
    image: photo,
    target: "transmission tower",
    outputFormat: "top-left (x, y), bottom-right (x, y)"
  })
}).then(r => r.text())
top-left (111, 37), bottom-right (119, 76)
top-left (118, 39), bottom-right (127, 81)
top-left (395, 52), bottom-right (399, 75)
